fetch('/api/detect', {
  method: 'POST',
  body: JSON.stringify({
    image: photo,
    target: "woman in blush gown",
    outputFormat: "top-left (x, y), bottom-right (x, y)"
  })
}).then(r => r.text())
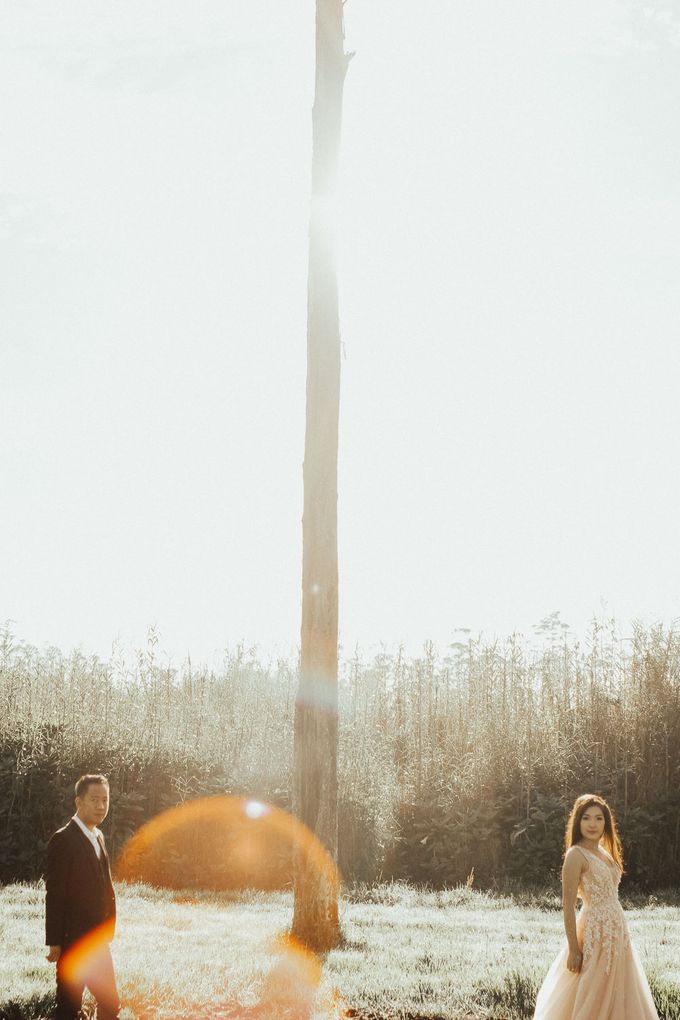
top-left (533, 794), bottom-right (659, 1020)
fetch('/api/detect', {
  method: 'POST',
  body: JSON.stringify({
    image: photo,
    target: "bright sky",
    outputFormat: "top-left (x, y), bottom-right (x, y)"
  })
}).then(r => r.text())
top-left (2, 1), bottom-right (679, 667)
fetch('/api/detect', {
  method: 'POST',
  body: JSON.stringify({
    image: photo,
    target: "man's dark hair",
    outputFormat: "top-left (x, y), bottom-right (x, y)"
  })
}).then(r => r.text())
top-left (75, 774), bottom-right (110, 798)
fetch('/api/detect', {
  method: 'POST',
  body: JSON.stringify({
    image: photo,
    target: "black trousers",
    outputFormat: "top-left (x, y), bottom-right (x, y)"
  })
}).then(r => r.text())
top-left (55, 943), bottom-right (120, 1020)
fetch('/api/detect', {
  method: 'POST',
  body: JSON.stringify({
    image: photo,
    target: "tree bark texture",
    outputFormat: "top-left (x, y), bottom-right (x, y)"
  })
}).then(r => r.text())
top-left (292, 0), bottom-right (350, 953)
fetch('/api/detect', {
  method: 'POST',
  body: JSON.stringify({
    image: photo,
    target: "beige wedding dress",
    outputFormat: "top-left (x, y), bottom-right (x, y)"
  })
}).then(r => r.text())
top-left (533, 845), bottom-right (659, 1019)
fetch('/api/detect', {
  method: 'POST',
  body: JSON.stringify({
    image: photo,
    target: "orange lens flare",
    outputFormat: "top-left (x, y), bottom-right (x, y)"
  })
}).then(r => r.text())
top-left (114, 794), bottom-right (338, 894)
top-left (59, 921), bottom-right (116, 995)
top-left (108, 796), bottom-right (343, 1017)
top-left (259, 933), bottom-right (323, 1014)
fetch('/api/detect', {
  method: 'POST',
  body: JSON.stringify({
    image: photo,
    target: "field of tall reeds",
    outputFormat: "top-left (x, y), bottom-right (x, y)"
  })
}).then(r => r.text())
top-left (2, 614), bottom-right (679, 888)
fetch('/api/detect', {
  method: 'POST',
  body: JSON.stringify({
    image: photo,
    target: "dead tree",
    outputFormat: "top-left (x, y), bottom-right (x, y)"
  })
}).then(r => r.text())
top-left (292, 0), bottom-right (352, 953)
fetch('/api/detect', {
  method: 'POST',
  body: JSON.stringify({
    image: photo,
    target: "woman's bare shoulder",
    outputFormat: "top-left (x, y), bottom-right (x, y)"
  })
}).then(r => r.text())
top-left (563, 844), bottom-right (588, 869)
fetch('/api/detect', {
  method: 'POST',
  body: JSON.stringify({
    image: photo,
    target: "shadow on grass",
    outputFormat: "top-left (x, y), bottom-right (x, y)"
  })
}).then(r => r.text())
top-left (473, 969), bottom-right (539, 1019)
top-left (0, 991), bottom-right (55, 1020)
top-left (648, 974), bottom-right (680, 1020)
top-left (473, 970), bottom-right (680, 1020)
top-left (344, 879), bottom-right (680, 913)
top-left (6, 975), bottom-right (680, 1020)
top-left (342, 1012), bottom-right (450, 1020)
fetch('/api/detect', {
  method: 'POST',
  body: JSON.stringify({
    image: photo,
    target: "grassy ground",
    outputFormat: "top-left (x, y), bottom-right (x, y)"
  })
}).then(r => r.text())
top-left (2, 882), bottom-right (680, 1020)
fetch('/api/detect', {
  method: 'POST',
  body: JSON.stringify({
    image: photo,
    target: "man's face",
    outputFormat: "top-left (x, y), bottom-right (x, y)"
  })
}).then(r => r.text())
top-left (76, 783), bottom-right (110, 828)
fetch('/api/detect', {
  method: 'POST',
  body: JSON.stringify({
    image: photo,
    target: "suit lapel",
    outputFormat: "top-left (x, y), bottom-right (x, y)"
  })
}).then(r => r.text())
top-left (68, 819), bottom-right (103, 882)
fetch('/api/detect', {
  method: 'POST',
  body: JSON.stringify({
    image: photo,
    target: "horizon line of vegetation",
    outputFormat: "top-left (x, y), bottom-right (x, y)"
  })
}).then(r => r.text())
top-left (2, 614), bottom-right (679, 889)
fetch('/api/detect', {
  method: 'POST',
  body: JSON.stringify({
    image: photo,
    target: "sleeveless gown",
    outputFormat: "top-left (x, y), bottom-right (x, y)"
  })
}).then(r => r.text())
top-left (533, 845), bottom-right (659, 1019)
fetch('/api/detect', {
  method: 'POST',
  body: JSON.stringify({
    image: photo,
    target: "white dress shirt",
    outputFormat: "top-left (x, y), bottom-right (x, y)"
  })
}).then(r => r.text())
top-left (72, 813), bottom-right (103, 859)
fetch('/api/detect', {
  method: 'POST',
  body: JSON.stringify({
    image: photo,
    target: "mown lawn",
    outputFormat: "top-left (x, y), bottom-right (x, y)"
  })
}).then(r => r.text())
top-left (2, 882), bottom-right (680, 1020)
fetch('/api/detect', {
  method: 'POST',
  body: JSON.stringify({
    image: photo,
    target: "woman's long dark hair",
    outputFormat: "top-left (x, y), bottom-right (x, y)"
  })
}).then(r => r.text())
top-left (565, 794), bottom-right (624, 872)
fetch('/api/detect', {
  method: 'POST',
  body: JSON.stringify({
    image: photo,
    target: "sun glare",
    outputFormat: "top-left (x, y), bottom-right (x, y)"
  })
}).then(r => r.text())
top-left (106, 795), bottom-right (343, 1014)
top-left (114, 794), bottom-right (339, 893)
top-left (244, 799), bottom-right (268, 819)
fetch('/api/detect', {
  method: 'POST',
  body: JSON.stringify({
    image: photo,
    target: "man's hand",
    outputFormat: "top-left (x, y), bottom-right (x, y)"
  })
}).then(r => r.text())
top-left (46, 945), bottom-right (61, 963)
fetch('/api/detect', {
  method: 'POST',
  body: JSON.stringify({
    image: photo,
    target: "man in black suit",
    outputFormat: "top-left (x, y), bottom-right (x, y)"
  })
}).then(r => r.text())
top-left (45, 774), bottom-right (120, 1020)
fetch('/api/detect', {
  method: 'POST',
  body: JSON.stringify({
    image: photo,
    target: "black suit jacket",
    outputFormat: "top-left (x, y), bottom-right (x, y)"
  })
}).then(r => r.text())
top-left (45, 819), bottom-right (117, 947)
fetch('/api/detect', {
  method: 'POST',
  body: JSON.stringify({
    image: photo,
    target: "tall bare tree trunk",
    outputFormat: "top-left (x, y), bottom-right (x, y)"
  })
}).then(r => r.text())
top-left (292, 0), bottom-right (350, 952)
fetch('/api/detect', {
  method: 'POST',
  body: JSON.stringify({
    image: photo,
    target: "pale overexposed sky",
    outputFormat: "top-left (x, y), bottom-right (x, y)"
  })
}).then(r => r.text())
top-left (1, 1), bottom-right (679, 665)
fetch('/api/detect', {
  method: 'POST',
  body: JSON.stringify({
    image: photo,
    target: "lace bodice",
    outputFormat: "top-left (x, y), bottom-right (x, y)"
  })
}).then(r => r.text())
top-left (575, 844), bottom-right (630, 973)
